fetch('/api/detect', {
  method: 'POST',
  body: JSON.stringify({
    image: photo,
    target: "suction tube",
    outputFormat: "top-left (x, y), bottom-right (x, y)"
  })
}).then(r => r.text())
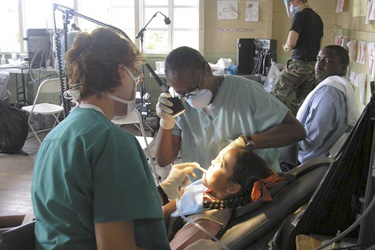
top-left (179, 213), bottom-right (231, 250)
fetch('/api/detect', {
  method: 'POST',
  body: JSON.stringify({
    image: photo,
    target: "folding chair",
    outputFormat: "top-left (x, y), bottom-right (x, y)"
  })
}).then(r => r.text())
top-left (112, 109), bottom-right (159, 184)
top-left (21, 78), bottom-right (64, 144)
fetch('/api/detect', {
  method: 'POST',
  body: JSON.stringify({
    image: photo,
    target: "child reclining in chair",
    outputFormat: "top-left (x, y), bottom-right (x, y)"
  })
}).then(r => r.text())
top-left (163, 140), bottom-right (285, 250)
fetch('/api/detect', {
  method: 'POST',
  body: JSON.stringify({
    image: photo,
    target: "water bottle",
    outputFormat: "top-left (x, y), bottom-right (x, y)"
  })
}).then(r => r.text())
top-left (0, 55), bottom-right (5, 65)
top-left (11, 52), bottom-right (17, 62)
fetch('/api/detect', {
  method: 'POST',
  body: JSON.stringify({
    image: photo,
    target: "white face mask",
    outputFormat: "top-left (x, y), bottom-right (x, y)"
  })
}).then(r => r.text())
top-left (185, 89), bottom-right (212, 109)
top-left (289, 4), bottom-right (299, 15)
top-left (105, 93), bottom-right (135, 119)
top-left (106, 66), bottom-right (138, 119)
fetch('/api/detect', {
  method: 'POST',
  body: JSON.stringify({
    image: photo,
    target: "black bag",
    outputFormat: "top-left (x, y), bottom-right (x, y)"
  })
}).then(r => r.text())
top-left (0, 100), bottom-right (28, 153)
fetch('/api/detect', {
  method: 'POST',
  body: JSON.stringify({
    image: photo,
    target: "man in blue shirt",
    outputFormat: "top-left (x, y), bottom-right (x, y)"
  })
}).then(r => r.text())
top-left (296, 45), bottom-right (360, 163)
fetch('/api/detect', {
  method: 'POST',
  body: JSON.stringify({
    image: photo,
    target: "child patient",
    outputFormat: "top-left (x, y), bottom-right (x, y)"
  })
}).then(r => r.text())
top-left (164, 143), bottom-right (284, 250)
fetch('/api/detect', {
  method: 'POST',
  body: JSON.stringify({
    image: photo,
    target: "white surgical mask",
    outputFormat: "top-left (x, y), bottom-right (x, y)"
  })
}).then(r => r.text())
top-left (63, 83), bottom-right (81, 104)
top-left (186, 89), bottom-right (212, 109)
top-left (289, 4), bottom-right (299, 15)
top-left (105, 93), bottom-right (135, 120)
top-left (106, 66), bottom-right (139, 119)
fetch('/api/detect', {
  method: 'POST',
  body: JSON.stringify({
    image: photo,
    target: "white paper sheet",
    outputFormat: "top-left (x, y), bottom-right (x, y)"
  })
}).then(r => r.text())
top-left (218, 1), bottom-right (238, 19)
top-left (245, 1), bottom-right (259, 21)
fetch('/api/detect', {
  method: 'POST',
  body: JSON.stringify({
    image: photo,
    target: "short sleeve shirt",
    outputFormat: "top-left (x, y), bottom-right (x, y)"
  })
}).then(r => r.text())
top-left (291, 8), bottom-right (323, 60)
top-left (172, 75), bottom-right (289, 177)
top-left (32, 108), bottom-right (170, 250)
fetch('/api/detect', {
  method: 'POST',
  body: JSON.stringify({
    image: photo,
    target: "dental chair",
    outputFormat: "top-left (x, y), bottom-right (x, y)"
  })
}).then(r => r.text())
top-left (0, 158), bottom-right (331, 250)
top-left (176, 157), bottom-right (332, 250)
top-left (0, 221), bottom-right (35, 250)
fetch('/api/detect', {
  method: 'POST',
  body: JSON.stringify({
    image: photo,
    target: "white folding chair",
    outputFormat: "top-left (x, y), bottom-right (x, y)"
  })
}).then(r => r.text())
top-left (112, 109), bottom-right (159, 184)
top-left (22, 78), bottom-right (64, 144)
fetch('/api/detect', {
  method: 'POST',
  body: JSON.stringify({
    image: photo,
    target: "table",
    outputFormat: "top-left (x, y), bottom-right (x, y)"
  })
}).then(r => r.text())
top-left (0, 64), bottom-right (56, 107)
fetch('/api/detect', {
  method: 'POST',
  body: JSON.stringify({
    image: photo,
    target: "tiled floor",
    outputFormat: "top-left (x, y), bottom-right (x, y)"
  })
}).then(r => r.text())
top-left (0, 125), bottom-right (171, 217)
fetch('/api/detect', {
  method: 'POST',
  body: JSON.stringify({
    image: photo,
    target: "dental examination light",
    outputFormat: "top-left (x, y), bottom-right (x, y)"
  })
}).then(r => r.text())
top-left (53, 4), bottom-right (185, 118)
top-left (136, 11), bottom-right (171, 39)
top-left (159, 12), bottom-right (171, 25)
top-left (136, 11), bottom-right (185, 117)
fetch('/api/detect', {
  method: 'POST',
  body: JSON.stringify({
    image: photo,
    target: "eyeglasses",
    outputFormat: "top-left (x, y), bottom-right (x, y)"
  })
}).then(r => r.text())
top-left (176, 75), bottom-right (202, 99)
top-left (124, 66), bottom-right (143, 86)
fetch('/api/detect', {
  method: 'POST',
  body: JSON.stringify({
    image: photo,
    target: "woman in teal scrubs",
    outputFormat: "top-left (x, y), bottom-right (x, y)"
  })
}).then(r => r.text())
top-left (31, 28), bottom-right (195, 250)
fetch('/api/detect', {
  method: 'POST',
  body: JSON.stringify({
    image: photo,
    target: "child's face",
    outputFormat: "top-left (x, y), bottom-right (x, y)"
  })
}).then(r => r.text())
top-left (201, 149), bottom-right (237, 193)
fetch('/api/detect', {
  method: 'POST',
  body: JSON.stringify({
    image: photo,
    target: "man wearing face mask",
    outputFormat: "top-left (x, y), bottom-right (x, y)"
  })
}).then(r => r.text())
top-left (270, 0), bottom-right (323, 116)
top-left (155, 46), bottom-right (306, 178)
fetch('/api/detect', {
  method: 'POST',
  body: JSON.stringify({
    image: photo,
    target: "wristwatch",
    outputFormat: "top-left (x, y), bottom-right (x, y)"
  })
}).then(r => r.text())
top-left (239, 135), bottom-right (256, 149)
top-left (246, 137), bottom-right (256, 149)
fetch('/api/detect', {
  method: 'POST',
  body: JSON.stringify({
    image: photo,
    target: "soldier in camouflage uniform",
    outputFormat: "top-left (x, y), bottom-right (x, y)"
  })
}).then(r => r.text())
top-left (272, 0), bottom-right (323, 116)
top-left (272, 59), bottom-right (316, 115)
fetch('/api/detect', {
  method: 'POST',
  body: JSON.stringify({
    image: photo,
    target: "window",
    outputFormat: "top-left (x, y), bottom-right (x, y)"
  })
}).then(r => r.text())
top-left (141, 0), bottom-right (199, 54)
top-left (77, 0), bottom-right (136, 43)
top-left (0, 1), bottom-right (21, 53)
top-left (0, 0), bottom-right (200, 54)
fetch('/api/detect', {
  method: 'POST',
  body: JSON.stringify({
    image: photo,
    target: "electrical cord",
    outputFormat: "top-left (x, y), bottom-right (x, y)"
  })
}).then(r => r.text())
top-left (314, 194), bottom-right (375, 250)
top-left (180, 213), bottom-right (231, 250)
top-left (28, 39), bottom-right (51, 84)
top-left (53, 8), bottom-right (69, 118)
top-left (262, 49), bottom-right (267, 75)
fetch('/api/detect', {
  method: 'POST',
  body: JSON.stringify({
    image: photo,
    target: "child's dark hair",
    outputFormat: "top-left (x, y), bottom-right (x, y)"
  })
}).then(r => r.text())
top-left (203, 149), bottom-right (272, 210)
top-left (229, 148), bottom-right (272, 197)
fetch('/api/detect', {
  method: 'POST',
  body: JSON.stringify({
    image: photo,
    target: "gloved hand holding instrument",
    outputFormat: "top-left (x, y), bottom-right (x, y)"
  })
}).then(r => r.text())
top-left (156, 92), bottom-right (185, 130)
top-left (159, 162), bottom-right (201, 200)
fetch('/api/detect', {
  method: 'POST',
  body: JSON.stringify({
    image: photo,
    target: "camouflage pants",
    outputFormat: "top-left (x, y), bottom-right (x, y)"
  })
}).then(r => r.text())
top-left (271, 60), bottom-right (317, 116)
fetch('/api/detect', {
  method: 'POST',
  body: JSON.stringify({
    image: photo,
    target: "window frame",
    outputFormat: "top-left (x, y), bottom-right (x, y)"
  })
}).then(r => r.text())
top-left (0, 0), bottom-right (204, 55)
top-left (139, 0), bottom-right (201, 55)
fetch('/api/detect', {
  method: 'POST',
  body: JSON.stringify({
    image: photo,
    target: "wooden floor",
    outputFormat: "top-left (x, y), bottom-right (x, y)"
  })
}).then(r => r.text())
top-left (0, 135), bottom-right (39, 216)
top-left (0, 126), bottom-right (171, 217)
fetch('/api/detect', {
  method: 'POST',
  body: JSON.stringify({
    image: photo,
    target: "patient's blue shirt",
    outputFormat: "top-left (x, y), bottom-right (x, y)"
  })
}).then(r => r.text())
top-left (171, 180), bottom-right (206, 217)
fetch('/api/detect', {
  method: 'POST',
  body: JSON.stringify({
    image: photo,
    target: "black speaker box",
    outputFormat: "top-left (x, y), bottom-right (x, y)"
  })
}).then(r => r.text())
top-left (237, 38), bottom-right (256, 75)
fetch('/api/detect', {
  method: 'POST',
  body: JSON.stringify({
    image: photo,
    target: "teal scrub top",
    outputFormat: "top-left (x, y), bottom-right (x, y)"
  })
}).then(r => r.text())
top-left (173, 75), bottom-right (289, 177)
top-left (32, 107), bottom-right (170, 250)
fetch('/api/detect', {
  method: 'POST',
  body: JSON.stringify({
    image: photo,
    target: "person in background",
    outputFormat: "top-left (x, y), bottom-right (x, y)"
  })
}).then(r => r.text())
top-left (32, 28), bottom-right (197, 250)
top-left (155, 46), bottom-right (306, 178)
top-left (297, 45), bottom-right (360, 164)
top-left (271, 0), bottom-right (324, 115)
